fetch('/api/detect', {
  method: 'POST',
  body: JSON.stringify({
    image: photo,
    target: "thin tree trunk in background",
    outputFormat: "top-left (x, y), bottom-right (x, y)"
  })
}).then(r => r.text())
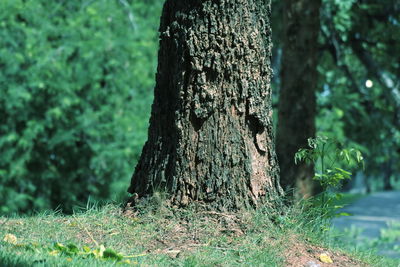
top-left (128, 0), bottom-right (283, 210)
top-left (276, 0), bottom-right (321, 199)
top-left (383, 154), bottom-right (393, 191)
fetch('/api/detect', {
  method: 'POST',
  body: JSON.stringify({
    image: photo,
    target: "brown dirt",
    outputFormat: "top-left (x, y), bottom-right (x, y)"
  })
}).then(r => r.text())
top-left (137, 210), bottom-right (247, 256)
top-left (284, 240), bottom-right (366, 267)
top-left (122, 208), bottom-right (367, 266)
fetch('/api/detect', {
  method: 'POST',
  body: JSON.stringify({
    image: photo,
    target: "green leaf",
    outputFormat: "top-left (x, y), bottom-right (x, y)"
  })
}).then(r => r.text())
top-left (54, 242), bottom-right (66, 251)
top-left (103, 248), bottom-right (124, 261)
top-left (83, 246), bottom-right (91, 253)
top-left (66, 243), bottom-right (80, 255)
top-left (335, 212), bottom-right (352, 217)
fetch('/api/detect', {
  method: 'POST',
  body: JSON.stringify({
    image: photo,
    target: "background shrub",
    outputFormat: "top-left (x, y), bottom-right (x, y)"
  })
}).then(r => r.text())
top-left (0, 0), bottom-right (163, 214)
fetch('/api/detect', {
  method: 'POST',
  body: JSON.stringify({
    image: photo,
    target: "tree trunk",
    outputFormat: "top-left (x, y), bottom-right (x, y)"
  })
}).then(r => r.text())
top-left (128, 0), bottom-right (283, 210)
top-left (276, 0), bottom-right (321, 199)
top-left (383, 155), bottom-right (393, 191)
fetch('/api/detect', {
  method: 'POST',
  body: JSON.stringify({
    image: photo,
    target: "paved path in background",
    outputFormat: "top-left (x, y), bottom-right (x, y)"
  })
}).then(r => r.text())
top-left (332, 191), bottom-right (400, 259)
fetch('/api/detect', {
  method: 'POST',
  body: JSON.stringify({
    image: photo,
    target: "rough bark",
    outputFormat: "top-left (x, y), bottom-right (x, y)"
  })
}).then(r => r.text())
top-left (128, 0), bottom-right (283, 210)
top-left (276, 0), bottom-right (322, 199)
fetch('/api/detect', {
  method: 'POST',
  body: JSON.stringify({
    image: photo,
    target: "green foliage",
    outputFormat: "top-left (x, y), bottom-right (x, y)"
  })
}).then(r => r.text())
top-left (317, 0), bottom-right (400, 191)
top-left (295, 136), bottom-right (364, 219)
top-left (2, 239), bottom-right (141, 265)
top-left (0, 0), bottom-right (163, 214)
top-left (272, 0), bottom-right (399, 192)
top-left (295, 136), bottom-right (364, 189)
top-left (322, 0), bottom-right (356, 40)
top-left (47, 242), bottom-right (142, 263)
top-left (380, 222), bottom-right (400, 244)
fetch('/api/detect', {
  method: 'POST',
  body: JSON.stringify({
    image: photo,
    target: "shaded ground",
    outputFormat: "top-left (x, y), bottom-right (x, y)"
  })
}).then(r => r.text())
top-left (0, 204), bottom-right (371, 267)
top-left (333, 191), bottom-right (400, 259)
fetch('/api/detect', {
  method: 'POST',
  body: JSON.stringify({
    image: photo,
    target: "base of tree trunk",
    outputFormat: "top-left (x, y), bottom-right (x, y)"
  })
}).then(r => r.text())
top-left (128, 0), bottom-right (283, 211)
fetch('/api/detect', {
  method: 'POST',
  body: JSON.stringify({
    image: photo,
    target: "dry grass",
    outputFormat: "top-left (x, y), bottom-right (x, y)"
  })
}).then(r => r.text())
top-left (0, 202), bottom-right (397, 266)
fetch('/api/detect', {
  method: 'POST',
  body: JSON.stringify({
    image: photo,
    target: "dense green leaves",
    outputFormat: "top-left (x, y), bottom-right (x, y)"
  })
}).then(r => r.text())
top-left (295, 136), bottom-right (364, 189)
top-left (0, 0), bottom-right (163, 214)
top-left (317, 0), bottom-right (400, 191)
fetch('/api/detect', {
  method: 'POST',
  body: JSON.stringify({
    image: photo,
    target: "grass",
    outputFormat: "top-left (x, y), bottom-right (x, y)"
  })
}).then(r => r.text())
top-left (0, 197), bottom-right (398, 267)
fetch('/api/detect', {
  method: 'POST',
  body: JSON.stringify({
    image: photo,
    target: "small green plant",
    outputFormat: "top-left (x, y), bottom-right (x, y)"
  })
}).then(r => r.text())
top-left (295, 136), bottom-right (364, 220)
top-left (2, 233), bottom-right (145, 265)
top-left (379, 221), bottom-right (400, 244)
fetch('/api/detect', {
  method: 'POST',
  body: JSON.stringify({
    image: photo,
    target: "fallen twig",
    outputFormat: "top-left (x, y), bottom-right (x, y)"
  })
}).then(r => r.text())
top-left (72, 215), bottom-right (99, 247)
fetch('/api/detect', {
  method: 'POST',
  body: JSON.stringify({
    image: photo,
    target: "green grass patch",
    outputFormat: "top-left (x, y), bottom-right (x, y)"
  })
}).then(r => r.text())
top-left (0, 200), bottom-right (397, 266)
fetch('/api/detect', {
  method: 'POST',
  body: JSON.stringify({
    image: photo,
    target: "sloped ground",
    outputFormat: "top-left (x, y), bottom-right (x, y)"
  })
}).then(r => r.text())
top-left (0, 203), bottom-right (396, 266)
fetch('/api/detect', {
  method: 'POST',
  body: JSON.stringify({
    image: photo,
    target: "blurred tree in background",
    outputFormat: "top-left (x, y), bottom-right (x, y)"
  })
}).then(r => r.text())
top-left (276, 0), bottom-right (322, 199)
top-left (0, 0), bottom-right (163, 214)
top-left (272, 0), bottom-right (399, 194)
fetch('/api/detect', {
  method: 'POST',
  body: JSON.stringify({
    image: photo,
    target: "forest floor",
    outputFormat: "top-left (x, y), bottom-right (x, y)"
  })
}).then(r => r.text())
top-left (0, 198), bottom-right (398, 267)
top-left (332, 191), bottom-right (400, 259)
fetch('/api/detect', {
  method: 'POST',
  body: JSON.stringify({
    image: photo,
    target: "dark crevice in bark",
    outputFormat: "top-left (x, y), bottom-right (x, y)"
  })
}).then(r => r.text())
top-left (190, 111), bottom-right (205, 132)
top-left (247, 115), bottom-right (266, 155)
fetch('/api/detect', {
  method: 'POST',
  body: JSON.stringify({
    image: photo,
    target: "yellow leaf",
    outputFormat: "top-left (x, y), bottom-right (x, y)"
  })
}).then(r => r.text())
top-left (99, 245), bottom-right (106, 256)
top-left (92, 245), bottom-right (106, 258)
top-left (92, 249), bottom-right (101, 258)
top-left (66, 257), bottom-right (73, 262)
top-left (49, 250), bottom-right (60, 256)
top-left (3, 234), bottom-right (18, 245)
top-left (83, 246), bottom-right (91, 253)
top-left (319, 253), bottom-right (333, 263)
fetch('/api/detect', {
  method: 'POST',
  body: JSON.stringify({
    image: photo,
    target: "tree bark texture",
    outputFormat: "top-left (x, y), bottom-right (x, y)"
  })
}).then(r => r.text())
top-left (276, 0), bottom-right (321, 199)
top-left (128, 0), bottom-right (283, 210)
